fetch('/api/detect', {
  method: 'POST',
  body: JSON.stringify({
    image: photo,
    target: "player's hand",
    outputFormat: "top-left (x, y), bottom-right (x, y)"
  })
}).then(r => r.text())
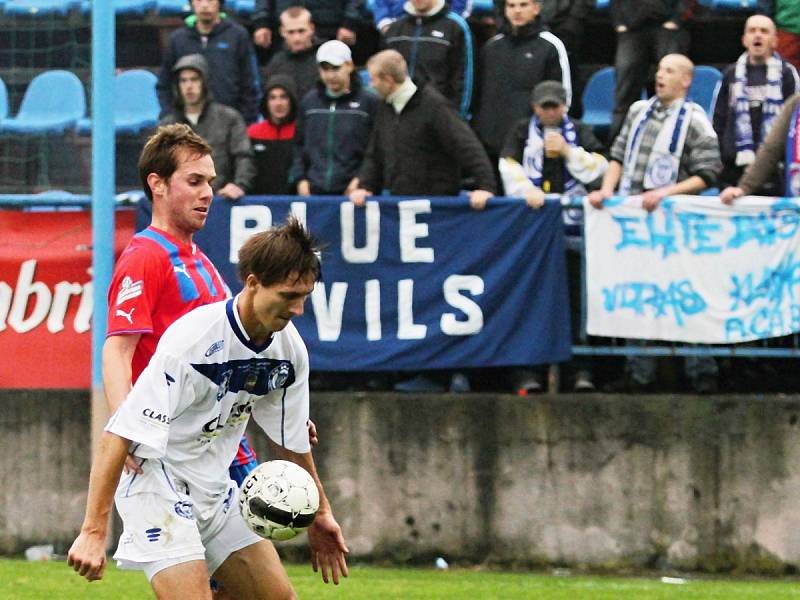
top-left (253, 27), bottom-right (272, 48)
top-left (218, 183), bottom-right (246, 201)
top-left (349, 188), bottom-right (372, 207)
top-left (468, 189), bottom-right (493, 210)
top-left (122, 454), bottom-right (143, 475)
top-left (720, 186), bottom-right (744, 205)
top-left (307, 511), bottom-right (349, 585)
top-left (308, 419), bottom-right (319, 448)
top-left (67, 531), bottom-right (107, 582)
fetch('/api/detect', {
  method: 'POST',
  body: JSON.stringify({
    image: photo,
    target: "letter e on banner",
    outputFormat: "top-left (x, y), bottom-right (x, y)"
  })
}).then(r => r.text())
top-left (398, 200), bottom-right (434, 263)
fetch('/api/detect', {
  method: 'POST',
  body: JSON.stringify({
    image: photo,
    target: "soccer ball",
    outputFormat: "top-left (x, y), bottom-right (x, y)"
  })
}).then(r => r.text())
top-left (238, 460), bottom-right (320, 541)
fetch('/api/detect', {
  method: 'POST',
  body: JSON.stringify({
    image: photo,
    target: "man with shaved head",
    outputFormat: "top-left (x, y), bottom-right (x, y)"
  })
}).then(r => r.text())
top-left (712, 14), bottom-right (798, 193)
top-left (588, 54), bottom-right (722, 394)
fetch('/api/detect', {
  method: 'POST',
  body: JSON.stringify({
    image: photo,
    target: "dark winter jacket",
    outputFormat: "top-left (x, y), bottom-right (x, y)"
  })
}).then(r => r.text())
top-left (610, 0), bottom-right (690, 31)
top-left (161, 54), bottom-right (256, 193)
top-left (472, 19), bottom-right (569, 157)
top-left (157, 15), bottom-right (261, 124)
top-left (383, 2), bottom-right (474, 118)
top-left (252, 0), bottom-right (362, 32)
top-left (265, 43), bottom-right (321, 104)
top-left (290, 78), bottom-right (379, 194)
top-left (358, 84), bottom-right (496, 196)
top-left (248, 75), bottom-right (299, 195)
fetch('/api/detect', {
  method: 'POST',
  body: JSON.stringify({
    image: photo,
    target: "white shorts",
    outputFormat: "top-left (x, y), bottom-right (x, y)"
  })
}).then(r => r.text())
top-left (113, 460), bottom-right (262, 581)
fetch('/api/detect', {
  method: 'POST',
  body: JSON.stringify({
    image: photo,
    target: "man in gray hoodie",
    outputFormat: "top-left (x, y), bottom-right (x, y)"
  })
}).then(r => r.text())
top-left (161, 53), bottom-right (256, 201)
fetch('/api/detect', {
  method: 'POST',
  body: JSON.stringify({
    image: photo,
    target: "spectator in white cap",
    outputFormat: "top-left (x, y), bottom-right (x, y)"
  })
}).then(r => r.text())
top-left (289, 40), bottom-right (379, 196)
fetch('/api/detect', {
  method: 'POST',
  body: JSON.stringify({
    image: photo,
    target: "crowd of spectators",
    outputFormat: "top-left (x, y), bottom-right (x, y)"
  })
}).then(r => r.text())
top-left (147, 0), bottom-right (800, 394)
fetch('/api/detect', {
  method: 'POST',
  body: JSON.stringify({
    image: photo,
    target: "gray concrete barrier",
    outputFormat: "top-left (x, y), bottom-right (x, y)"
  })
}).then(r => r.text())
top-left (3, 390), bottom-right (800, 572)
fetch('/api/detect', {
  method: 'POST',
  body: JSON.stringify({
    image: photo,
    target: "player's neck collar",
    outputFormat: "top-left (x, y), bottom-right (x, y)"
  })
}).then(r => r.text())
top-left (226, 296), bottom-right (273, 353)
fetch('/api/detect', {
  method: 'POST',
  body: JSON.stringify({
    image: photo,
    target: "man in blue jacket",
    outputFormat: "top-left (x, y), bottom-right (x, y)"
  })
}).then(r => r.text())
top-left (157, 0), bottom-right (261, 124)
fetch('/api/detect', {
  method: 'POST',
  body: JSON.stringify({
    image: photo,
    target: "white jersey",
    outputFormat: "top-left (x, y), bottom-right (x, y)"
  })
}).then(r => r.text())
top-left (106, 296), bottom-right (310, 518)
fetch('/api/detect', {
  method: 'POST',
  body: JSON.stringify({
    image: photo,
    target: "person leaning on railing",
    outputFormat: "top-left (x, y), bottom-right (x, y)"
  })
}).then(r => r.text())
top-left (720, 93), bottom-right (800, 204)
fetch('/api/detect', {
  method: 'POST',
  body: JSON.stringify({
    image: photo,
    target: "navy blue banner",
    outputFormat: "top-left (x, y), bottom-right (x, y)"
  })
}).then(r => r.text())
top-left (137, 196), bottom-right (571, 370)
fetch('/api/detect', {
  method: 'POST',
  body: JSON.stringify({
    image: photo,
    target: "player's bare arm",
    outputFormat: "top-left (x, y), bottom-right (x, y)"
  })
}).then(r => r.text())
top-left (267, 438), bottom-right (349, 584)
top-left (102, 334), bottom-right (144, 474)
top-left (67, 432), bottom-right (132, 582)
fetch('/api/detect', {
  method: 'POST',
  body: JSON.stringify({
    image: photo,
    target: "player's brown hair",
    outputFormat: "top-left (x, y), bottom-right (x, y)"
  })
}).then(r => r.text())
top-left (238, 216), bottom-right (322, 287)
top-left (138, 123), bottom-right (213, 201)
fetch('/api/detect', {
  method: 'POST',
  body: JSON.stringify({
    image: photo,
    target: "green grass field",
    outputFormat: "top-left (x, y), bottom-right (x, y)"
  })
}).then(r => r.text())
top-left (3, 559), bottom-right (800, 599)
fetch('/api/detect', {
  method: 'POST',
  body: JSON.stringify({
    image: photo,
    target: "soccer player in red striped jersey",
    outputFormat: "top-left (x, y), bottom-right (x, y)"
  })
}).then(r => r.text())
top-left (104, 124), bottom-right (267, 487)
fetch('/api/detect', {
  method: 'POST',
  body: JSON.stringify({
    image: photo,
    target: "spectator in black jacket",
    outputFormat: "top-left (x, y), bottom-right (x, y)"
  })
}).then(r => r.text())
top-left (264, 7), bottom-right (321, 103)
top-left (252, 0), bottom-right (361, 49)
top-left (712, 14), bottom-right (799, 192)
top-left (248, 75), bottom-right (299, 195)
top-left (350, 50), bottom-right (496, 209)
top-left (383, 0), bottom-right (475, 119)
top-left (161, 54), bottom-right (256, 200)
top-left (290, 40), bottom-right (378, 195)
top-left (157, 0), bottom-right (261, 125)
top-left (473, 0), bottom-right (570, 170)
top-left (610, 0), bottom-right (691, 139)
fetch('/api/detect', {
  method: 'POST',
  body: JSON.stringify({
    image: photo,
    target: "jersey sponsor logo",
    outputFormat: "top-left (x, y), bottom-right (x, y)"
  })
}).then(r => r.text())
top-left (192, 358), bottom-right (296, 396)
top-left (199, 398), bottom-right (254, 443)
top-left (115, 307), bottom-right (136, 325)
top-left (205, 340), bottom-right (225, 357)
top-left (142, 408), bottom-right (170, 425)
top-left (116, 275), bottom-right (143, 305)
top-left (216, 369), bottom-right (232, 402)
top-left (174, 500), bottom-right (194, 520)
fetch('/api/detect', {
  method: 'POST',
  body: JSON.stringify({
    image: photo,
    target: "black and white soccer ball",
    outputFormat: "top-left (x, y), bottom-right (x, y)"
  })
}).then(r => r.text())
top-left (238, 460), bottom-right (320, 541)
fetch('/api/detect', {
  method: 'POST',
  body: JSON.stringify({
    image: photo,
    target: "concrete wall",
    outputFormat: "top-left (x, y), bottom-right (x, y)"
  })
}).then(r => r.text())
top-left (3, 390), bottom-right (800, 572)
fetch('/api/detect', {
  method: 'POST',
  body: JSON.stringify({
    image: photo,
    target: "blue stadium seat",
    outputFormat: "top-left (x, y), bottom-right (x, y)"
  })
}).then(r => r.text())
top-left (3, 0), bottom-right (78, 15)
top-left (80, 0), bottom-right (156, 15)
top-left (689, 65), bottom-right (722, 117)
top-left (1, 70), bottom-right (86, 134)
top-left (699, 0), bottom-right (758, 10)
top-left (471, 0), bottom-right (493, 15)
top-left (233, 0), bottom-right (254, 16)
top-left (155, 0), bottom-right (188, 14)
top-left (0, 77), bottom-right (8, 120)
top-left (76, 69), bottom-right (159, 135)
top-left (581, 67), bottom-right (616, 130)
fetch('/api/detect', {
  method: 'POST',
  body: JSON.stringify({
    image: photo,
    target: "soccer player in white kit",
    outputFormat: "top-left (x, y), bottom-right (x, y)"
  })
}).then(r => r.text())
top-left (68, 218), bottom-right (349, 599)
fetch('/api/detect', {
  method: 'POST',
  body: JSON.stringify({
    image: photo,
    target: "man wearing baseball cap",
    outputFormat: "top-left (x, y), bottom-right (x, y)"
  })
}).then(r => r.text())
top-left (499, 79), bottom-right (607, 394)
top-left (289, 40), bottom-right (378, 196)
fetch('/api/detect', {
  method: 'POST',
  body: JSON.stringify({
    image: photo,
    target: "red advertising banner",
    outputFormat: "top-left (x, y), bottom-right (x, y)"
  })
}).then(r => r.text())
top-left (0, 209), bottom-right (135, 389)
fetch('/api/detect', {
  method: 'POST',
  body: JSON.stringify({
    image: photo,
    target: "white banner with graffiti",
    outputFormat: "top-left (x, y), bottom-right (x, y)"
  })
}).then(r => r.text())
top-left (584, 195), bottom-right (800, 343)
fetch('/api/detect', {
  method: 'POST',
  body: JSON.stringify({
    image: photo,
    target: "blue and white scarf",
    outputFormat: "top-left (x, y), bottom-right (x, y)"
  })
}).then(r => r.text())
top-left (620, 97), bottom-right (693, 196)
top-left (733, 52), bottom-right (786, 166)
top-left (522, 115), bottom-right (579, 192)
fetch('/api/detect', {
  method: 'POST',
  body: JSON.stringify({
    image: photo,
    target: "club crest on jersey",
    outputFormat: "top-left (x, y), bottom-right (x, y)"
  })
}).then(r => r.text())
top-left (117, 276), bottom-right (143, 305)
top-left (268, 363), bottom-right (291, 391)
top-left (174, 500), bottom-right (194, 520)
